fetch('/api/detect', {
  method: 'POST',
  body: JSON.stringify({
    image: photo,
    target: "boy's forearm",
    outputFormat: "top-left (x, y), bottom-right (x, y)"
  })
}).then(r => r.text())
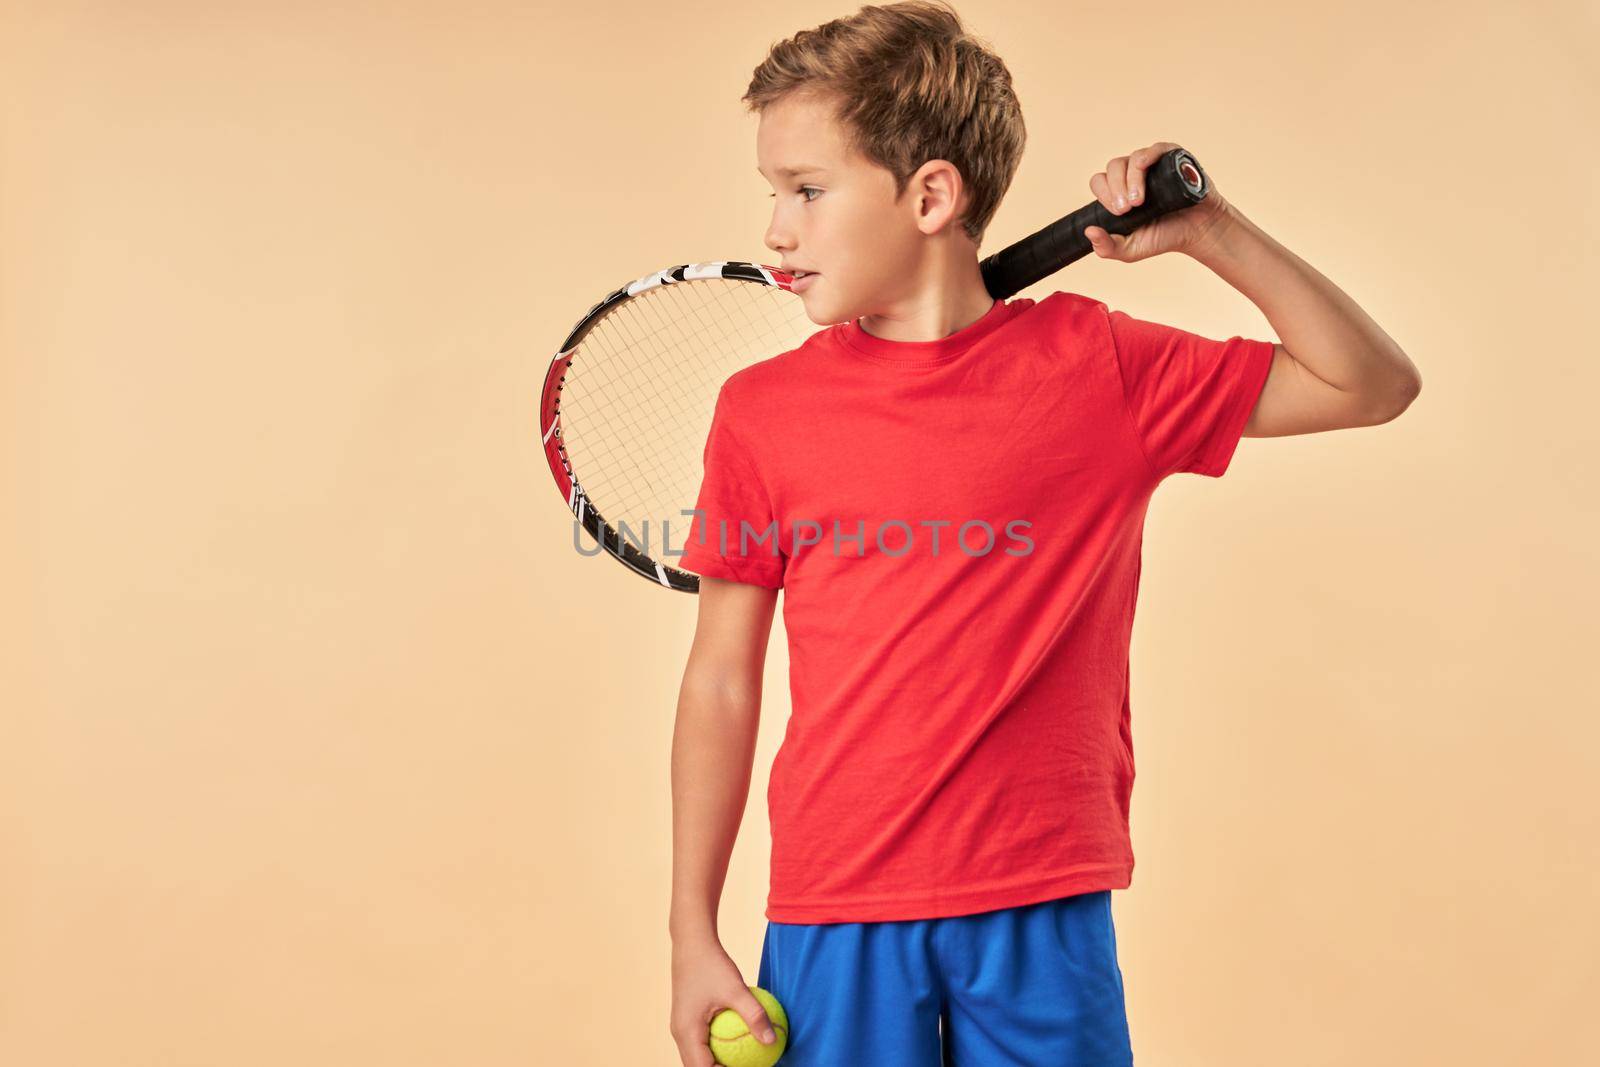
top-left (668, 676), bottom-right (762, 946)
top-left (1186, 202), bottom-right (1422, 411)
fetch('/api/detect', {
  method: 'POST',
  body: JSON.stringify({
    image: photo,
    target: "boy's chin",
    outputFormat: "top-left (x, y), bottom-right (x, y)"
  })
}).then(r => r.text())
top-left (798, 295), bottom-right (832, 324)
top-left (804, 306), bottom-right (853, 328)
top-left (798, 289), bottom-right (857, 327)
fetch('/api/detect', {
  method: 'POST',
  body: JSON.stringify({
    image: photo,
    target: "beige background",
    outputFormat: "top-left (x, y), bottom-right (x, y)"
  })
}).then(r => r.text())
top-left (3, 1), bottom-right (1596, 1063)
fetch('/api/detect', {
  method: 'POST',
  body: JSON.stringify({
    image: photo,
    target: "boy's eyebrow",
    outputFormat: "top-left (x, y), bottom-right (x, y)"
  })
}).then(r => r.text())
top-left (757, 164), bottom-right (828, 177)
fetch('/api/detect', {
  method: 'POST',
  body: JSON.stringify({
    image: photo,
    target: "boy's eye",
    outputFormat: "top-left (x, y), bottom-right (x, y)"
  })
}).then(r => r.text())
top-left (766, 187), bottom-right (822, 202)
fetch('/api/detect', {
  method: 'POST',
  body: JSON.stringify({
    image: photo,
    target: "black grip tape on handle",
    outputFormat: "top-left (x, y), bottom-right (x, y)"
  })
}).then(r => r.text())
top-left (980, 147), bottom-right (1210, 300)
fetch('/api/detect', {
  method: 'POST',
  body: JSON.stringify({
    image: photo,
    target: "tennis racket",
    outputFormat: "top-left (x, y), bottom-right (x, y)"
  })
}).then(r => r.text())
top-left (540, 146), bottom-right (1210, 592)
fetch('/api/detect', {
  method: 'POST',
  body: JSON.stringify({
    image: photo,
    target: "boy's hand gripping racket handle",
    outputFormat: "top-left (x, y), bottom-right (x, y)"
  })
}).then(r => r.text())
top-left (979, 147), bottom-right (1210, 300)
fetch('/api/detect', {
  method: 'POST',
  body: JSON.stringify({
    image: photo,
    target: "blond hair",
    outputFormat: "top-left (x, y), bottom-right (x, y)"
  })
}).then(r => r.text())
top-left (742, 1), bottom-right (1026, 247)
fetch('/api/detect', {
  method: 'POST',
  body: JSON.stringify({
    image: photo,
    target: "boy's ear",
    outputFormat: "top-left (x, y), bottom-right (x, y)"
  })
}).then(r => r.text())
top-left (910, 159), bottom-right (968, 237)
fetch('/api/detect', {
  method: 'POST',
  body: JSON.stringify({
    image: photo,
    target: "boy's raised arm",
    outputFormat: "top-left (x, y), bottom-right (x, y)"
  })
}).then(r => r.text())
top-left (668, 575), bottom-right (782, 1066)
top-left (1084, 141), bottom-right (1422, 436)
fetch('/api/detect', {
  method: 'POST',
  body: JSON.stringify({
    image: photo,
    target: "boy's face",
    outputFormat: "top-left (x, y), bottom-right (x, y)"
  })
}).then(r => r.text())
top-left (756, 92), bottom-right (927, 324)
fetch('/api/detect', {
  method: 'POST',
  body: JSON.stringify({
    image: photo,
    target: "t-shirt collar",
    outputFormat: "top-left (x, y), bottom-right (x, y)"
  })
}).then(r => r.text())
top-left (840, 297), bottom-right (1012, 366)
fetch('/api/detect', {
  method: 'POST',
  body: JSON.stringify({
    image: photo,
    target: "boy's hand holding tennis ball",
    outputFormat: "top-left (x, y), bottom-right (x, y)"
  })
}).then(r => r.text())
top-left (708, 986), bottom-right (788, 1066)
top-left (670, 939), bottom-right (787, 1066)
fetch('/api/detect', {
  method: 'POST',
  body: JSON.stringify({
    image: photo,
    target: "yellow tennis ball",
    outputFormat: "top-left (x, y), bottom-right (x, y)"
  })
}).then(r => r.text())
top-left (708, 985), bottom-right (789, 1067)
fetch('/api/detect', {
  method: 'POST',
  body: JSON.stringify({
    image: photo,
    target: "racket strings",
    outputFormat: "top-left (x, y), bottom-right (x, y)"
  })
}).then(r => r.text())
top-left (556, 278), bottom-right (817, 561)
top-left (578, 287), bottom-right (730, 507)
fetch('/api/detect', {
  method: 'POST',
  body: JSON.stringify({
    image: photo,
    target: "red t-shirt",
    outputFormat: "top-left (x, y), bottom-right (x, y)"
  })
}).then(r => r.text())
top-left (678, 290), bottom-right (1275, 924)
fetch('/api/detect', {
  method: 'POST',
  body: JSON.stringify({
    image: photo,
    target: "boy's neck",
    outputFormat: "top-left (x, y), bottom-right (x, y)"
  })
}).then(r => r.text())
top-left (856, 259), bottom-right (996, 344)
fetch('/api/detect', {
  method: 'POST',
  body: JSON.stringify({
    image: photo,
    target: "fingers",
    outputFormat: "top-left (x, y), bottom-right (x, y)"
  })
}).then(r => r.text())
top-left (1088, 158), bottom-right (1139, 217)
top-left (1085, 141), bottom-right (1186, 260)
top-left (1105, 156), bottom-right (1130, 212)
top-left (1125, 151), bottom-right (1145, 206)
top-left (1088, 170), bottom-right (1112, 212)
top-left (1090, 161), bottom-right (1131, 215)
top-left (671, 1025), bottom-right (718, 1067)
top-left (1123, 143), bottom-right (1170, 206)
top-left (669, 1005), bottom-right (722, 1066)
top-left (1083, 225), bottom-right (1128, 259)
top-left (737, 987), bottom-right (777, 1046)
top-left (1094, 142), bottom-right (1183, 214)
top-left (670, 985), bottom-right (776, 1067)
top-left (1084, 142), bottom-right (1194, 263)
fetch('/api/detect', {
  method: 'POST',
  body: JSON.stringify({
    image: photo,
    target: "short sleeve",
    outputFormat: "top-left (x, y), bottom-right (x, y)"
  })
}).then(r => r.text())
top-left (1105, 306), bottom-right (1276, 480)
top-left (675, 385), bottom-right (787, 588)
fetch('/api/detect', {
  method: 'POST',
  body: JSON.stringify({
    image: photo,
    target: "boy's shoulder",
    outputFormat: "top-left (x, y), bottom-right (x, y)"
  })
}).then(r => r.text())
top-left (716, 290), bottom-right (1116, 403)
top-left (1033, 287), bottom-right (1112, 324)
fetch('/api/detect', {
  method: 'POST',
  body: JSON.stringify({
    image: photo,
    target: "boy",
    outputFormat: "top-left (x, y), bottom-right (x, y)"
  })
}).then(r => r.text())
top-left (668, 3), bottom-right (1419, 1065)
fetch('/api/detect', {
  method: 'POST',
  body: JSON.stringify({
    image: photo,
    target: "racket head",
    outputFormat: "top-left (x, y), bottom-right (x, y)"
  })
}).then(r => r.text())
top-left (540, 261), bottom-right (819, 592)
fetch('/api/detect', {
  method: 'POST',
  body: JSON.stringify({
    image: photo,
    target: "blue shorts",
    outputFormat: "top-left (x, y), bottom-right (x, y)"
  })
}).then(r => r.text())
top-left (756, 890), bottom-right (1133, 1066)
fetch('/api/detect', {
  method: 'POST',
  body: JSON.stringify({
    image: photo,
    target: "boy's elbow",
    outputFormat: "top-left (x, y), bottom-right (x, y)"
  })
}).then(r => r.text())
top-left (679, 664), bottom-right (763, 719)
top-left (1370, 364), bottom-right (1422, 424)
top-left (1394, 370), bottom-right (1422, 419)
